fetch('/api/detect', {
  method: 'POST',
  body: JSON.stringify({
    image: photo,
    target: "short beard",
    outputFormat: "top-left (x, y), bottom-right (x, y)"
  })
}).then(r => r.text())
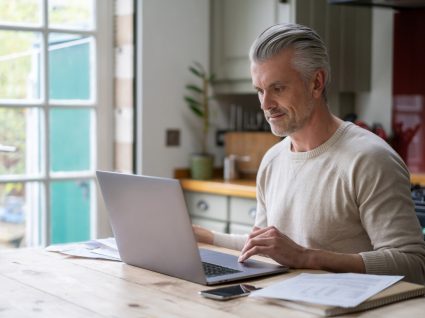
top-left (268, 100), bottom-right (314, 137)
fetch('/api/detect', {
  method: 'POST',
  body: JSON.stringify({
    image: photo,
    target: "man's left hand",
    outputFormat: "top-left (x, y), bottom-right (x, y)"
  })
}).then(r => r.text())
top-left (238, 226), bottom-right (310, 268)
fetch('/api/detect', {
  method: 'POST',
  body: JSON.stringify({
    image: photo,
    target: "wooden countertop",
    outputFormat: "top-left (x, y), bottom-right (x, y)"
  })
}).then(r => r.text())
top-left (180, 173), bottom-right (425, 199)
top-left (411, 174), bottom-right (425, 186)
top-left (180, 178), bottom-right (256, 199)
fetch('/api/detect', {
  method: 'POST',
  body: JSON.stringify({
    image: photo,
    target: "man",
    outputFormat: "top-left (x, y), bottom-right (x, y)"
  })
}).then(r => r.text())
top-left (194, 23), bottom-right (425, 284)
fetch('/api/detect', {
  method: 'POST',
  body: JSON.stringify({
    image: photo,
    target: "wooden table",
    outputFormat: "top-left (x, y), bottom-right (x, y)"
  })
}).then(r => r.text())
top-left (1, 244), bottom-right (424, 318)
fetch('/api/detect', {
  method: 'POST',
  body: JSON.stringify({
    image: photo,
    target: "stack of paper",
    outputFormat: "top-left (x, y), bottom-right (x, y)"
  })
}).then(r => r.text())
top-left (46, 237), bottom-right (120, 261)
top-left (250, 273), bottom-right (425, 316)
top-left (251, 273), bottom-right (403, 308)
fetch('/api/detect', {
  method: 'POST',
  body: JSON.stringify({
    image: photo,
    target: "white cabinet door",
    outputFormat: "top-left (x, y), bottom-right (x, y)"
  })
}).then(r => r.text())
top-left (184, 191), bottom-right (258, 234)
top-left (184, 191), bottom-right (228, 221)
top-left (211, 0), bottom-right (371, 95)
top-left (229, 197), bottom-right (257, 226)
top-left (191, 217), bottom-right (227, 233)
top-left (211, 0), bottom-right (291, 93)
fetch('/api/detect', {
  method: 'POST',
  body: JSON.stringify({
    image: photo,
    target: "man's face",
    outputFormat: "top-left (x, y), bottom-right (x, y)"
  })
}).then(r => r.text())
top-left (251, 49), bottom-right (316, 137)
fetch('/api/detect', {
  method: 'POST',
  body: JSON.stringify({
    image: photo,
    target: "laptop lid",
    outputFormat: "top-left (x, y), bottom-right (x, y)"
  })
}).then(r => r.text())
top-left (96, 171), bottom-right (287, 285)
top-left (96, 170), bottom-right (207, 284)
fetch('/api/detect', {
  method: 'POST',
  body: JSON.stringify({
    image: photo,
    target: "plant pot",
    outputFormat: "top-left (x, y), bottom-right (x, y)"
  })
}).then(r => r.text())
top-left (190, 153), bottom-right (214, 180)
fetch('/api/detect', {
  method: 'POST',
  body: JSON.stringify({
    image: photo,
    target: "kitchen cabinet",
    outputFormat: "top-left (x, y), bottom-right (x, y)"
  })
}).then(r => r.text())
top-left (229, 196), bottom-right (257, 234)
top-left (211, 0), bottom-right (291, 94)
top-left (211, 0), bottom-right (371, 95)
top-left (184, 190), bottom-right (257, 235)
top-left (182, 174), bottom-right (425, 237)
top-left (185, 191), bottom-right (228, 233)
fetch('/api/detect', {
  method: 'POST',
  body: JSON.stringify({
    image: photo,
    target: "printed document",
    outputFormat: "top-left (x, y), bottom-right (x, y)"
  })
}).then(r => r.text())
top-left (250, 273), bottom-right (403, 308)
top-left (46, 237), bottom-right (120, 261)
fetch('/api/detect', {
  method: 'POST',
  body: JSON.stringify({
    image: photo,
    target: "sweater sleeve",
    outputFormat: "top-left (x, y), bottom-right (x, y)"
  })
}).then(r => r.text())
top-left (211, 151), bottom-right (272, 251)
top-left (212, 232), bottom-right (248, 251)
top-left (354, 146), bottom-right (425, 284)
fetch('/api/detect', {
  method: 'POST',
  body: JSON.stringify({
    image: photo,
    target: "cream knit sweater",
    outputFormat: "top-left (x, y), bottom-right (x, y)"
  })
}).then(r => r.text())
top-left (214, 122), bottom-right (425, 284)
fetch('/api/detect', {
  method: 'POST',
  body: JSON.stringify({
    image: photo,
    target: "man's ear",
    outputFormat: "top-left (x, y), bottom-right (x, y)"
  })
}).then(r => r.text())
top-left (311, 69), bottom-right (326, 99)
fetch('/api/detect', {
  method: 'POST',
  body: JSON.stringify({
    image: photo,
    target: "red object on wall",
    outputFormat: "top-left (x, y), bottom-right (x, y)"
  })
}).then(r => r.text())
top-left (392, 9), bottom-right (425, 173)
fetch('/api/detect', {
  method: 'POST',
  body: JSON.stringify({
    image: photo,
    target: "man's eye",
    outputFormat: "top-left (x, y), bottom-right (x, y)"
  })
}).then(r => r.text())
top-left (274, 86), bottom-right (284, 93)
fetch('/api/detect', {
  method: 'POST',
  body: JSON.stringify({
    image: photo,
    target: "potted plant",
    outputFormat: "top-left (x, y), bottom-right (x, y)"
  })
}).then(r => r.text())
top-left (184, 62), bottom-right (215, 180)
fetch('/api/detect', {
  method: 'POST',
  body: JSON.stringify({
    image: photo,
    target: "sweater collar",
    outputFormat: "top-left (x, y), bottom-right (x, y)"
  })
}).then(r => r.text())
top-left (285, 121), bottom-right (352, 160)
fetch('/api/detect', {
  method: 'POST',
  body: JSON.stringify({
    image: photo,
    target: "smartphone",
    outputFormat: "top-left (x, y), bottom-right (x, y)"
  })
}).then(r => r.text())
top-left (199, 284), bottom-right (261, 300)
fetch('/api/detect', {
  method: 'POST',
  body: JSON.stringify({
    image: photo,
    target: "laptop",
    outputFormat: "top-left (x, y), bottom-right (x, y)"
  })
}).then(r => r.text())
top-left (96, 171), bottom-right (288, 285)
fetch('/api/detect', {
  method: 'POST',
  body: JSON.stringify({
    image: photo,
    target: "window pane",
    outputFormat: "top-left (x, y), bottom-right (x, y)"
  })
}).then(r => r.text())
top-left (50, 179), bottom-right (91, 244)
top-left (0, 107), bottom-right (43, 176)
top-left (0, 0), bottom-right (42, 26)
top-left (0, 182), bottom-right (42, 249)
top-left (0, 31), bottom-right (41, 101)
top-left (49, 108), bottom-right (92, 172)
top-left (48, 0), bottom-right (95, 30)
top-left (48, 33), bottom-right (93, 101)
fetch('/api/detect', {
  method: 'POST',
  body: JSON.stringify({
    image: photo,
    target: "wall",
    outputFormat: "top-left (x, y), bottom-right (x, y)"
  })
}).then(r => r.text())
top-left (114, 0), bottom-right (135, 174)
top-left (355, 8), bottom-right (394, 134)
top-left (136, 0), bottom-right (226, 178)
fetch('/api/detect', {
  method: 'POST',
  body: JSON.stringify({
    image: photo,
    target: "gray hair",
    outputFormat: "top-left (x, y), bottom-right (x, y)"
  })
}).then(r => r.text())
top-left (249, 23), bottom-right (331, 100)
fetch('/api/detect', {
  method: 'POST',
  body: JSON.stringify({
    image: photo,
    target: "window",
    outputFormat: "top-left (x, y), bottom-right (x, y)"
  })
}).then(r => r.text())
top-left (0, 0), bottom-right (113, 248)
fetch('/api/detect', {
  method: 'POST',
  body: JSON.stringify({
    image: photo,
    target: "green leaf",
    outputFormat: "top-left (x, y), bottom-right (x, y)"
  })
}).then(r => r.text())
top-left (185, 84), bottom-right (203, 94)
top-left (189, 66), bottom-right (203, 78)
top-left (208, 73), bottom-right (216, 83)
top-left (184, 96), bottom-right (201, 106)
top-left (189, 104), bottom-right (204, 117)
top-left (193, 62), bottom-right (205, 75)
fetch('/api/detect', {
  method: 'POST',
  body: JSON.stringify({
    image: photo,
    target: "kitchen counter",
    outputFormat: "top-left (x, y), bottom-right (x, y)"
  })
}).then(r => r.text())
top-left (180, 173), bottom-right (425, 199)
top-left (180, 178), bottom-right (256, 199)
top-left (411, 174), bottom-right (425, 187)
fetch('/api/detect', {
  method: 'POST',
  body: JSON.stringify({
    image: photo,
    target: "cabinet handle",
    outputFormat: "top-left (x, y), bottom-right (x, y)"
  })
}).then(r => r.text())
top-left (196, 200), bottom-right (209, 212)
top-left (248, 207), bottom-right (256, 219)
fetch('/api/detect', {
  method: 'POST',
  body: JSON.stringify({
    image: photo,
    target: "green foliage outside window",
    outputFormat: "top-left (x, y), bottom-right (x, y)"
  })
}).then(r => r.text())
top-left (0, 1), bottom-right (39, 25)
top-left (0, 108), bottom-right (26, 175)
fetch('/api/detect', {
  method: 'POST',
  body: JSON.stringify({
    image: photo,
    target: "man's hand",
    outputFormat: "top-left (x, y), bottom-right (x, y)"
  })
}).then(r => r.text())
top-left (192, 224), bottom-right (214, 244)
top-left (238, 226), bottom-right (309, 268)
top-left (239, 226), bottom-right (366, 273)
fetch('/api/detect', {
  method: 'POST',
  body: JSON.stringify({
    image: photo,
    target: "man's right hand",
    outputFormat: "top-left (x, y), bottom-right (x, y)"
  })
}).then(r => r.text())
top-left (192, 224), bottom-right (214, 244)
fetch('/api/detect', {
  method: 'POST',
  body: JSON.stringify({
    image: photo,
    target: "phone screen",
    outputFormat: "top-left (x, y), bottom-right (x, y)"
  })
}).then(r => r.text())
top-left (199, 284), bottom-right (260, 300)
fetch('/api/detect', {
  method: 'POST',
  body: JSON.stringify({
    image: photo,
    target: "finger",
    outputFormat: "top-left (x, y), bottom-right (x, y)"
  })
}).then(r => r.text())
top-left (241, 227), bottom-right (276, 255)
top-left (239, 244), bottom-right (272, 262)
top-left (248, 226), bottom-right (274, 239)
top-left (240, 227), bottom-right (265, 255)
top-left (239, 237), bottom-right (274, 261)
top-left (241, 233), bottom-right (267, 255)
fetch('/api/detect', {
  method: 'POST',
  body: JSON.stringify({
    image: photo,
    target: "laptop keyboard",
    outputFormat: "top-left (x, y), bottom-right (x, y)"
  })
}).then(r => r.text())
top-left (202, 262), bottom-right (241, 277)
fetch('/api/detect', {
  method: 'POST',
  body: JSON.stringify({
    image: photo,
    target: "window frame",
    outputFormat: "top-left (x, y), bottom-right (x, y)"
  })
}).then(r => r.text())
top-left (0, 0), bottom-right (114, 246)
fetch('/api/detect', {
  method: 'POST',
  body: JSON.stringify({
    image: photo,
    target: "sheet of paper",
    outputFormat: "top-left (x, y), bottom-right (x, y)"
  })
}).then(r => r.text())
top-left (46, 237), bottom-right (121, 261)
top-left (250, 273), bottom-right (403, 308)
top-left (91, 246), bottom-right (120, 260)
top-left (57, 247), bottom-right (119, 261)
top-left (95, 237), bottom-right (118, 250)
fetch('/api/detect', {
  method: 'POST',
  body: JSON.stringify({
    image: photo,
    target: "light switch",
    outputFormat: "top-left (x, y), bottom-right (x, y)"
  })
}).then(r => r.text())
top-left (166, 129), bottom-right (180, 146)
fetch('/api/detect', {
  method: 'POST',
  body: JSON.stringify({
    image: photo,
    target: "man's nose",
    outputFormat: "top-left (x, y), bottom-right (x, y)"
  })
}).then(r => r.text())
top-left (260, 92), bottom-right (274, 111)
